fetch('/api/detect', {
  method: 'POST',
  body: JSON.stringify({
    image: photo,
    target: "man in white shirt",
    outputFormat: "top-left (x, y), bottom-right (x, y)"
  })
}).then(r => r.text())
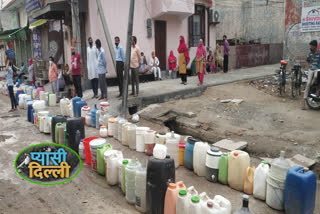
top-left (87, 37), bottom-right (99, 98)
top-left (149, 51), bottom-right (161, 80)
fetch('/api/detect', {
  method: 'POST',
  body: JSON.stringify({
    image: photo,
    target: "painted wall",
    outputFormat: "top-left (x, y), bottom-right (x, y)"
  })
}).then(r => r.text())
top-left (87, 0), bottom-right (216, 78)
top-left (215, 0), bottom-right (285, 44)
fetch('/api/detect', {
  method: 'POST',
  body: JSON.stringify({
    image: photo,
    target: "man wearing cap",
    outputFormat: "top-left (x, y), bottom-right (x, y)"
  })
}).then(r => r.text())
top-left (71, 47), bottom-right (83, 98)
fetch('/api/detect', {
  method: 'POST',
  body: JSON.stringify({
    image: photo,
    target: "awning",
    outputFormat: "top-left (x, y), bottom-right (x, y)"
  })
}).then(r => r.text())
top-left (32, 1), bottom-right (70, 20)
top-left (0, 28), bottom-right (20, 42)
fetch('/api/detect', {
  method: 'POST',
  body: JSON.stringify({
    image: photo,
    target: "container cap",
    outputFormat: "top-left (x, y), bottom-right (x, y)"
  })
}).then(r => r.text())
top-left (187, 137), bottom-right (199, 144)
top-left (207, 201), bottom-right (213, 208)
top-left (191, 196), bottom-right (200, 203)
top-left (210, 146), bottom-right (220, 152)
top-left (262, 160), bottom-right (268, 165)
top-left (123, 159), bottom-right (129, 164)
top-left (101, 126), bottom-right (106, 128)
top-left (168, 183), bottom-right (176, 188)
top-left (271, 151), bottom-right (290, 170)
top-left (179, 142), bottom-right (186, 148)
top-left (179, 190), bottom-right (187, 196)
top-left (97, 145), bottom-right (103, 149)
top-left (234, 152), bottom-right (239, 157)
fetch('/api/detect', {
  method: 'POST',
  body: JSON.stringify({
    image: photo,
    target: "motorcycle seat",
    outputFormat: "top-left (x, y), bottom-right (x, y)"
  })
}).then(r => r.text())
top-left (281, 60), bottom-right (288, 65)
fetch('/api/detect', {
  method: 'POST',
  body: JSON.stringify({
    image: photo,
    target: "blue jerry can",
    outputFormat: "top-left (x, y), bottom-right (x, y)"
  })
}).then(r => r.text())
top-left (284, 166), bottom-right (317, 214)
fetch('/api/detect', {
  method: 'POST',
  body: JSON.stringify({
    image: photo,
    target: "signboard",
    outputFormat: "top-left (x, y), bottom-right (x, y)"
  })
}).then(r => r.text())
top-left (301, 6), bottom-right (320, 32)
top-left (33, 29), bottom-right (42, 59)
top-left (24, 0), bottom-right (46, 28)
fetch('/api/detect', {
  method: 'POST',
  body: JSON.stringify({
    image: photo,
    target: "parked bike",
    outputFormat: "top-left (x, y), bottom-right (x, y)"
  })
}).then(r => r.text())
top-left (305, 69), bottom-right (320, 110)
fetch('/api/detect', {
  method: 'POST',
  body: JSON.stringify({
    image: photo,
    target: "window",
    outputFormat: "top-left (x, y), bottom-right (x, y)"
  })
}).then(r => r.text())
top-left (188, 5), bottom-right (206, 47)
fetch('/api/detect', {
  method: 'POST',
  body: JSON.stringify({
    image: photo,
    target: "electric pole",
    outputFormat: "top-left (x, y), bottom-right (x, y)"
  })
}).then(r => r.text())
top-left (71, 0), bottom-right (81, 54)
top-left (121, 0), bottom-right (135, 118)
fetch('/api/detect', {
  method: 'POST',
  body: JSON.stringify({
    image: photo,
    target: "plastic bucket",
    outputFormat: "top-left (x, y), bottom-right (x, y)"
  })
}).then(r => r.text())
top-left (83, 136), bottom-right (99, 164)
top-left (266, 174), bottom-right (285, 210)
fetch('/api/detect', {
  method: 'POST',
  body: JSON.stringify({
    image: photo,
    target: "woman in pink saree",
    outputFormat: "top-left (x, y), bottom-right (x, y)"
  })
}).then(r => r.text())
top-left (195, 39), bottom-right (206, 86)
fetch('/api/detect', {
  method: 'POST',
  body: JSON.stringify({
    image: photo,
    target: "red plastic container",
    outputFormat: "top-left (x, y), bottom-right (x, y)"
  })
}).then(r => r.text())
top-left (83, 136), bottom-right (99, 164)
top-left (145, 143), bottom-right (155, 156)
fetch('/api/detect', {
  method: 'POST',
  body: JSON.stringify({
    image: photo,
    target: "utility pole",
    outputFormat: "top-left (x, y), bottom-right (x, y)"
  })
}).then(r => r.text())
top-left (96, 0), bottom-right (116, 71)
top-left (71, 0), bottom-right (81, 54)
top-left (121, 0), bottom-right (135, 118)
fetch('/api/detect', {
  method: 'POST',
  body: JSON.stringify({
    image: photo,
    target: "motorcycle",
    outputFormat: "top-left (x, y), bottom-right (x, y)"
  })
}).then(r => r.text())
top-left (305, 69), bottom-right (320, 110)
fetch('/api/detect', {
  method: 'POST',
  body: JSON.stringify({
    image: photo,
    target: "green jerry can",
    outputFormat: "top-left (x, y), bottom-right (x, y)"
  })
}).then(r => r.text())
top-left (218, 153), bottom-right (229, 185)
top-left (97, 144), bottom-right (112, 175)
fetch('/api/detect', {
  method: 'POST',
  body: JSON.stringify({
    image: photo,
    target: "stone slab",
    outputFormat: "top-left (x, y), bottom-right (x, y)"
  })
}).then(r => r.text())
top-left (260, 154), bottom-right (317, 169)
top-left (213, 139), bottom-right (248, 151)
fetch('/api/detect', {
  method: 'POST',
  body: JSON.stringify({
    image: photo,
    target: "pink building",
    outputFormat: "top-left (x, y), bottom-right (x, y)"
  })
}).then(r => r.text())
top-left (87, 0), bottom-right (216, 78)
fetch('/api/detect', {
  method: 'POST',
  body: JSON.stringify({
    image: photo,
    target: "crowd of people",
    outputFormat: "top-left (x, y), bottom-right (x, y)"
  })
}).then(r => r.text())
top-left (4, 34), bottom-right (232, 111)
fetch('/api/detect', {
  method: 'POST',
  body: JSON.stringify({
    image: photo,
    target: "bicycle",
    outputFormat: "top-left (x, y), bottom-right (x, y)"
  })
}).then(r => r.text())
top-left (279, 60), bottom-right (288, 96)
top-left (291, 63), bottom-right (302, 97)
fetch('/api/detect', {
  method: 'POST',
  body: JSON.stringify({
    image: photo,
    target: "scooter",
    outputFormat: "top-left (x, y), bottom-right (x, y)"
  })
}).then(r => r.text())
top-left (306, 69), bottom-right (320, 110)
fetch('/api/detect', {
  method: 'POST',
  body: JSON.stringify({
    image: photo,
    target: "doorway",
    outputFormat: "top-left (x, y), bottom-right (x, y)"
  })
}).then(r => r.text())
top-left (154, 20), bottom-right (167, 70)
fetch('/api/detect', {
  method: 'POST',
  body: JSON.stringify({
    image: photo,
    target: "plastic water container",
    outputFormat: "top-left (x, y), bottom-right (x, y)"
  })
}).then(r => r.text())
top-left (203, 195), bottom-right (232, 214)
top-left (193, 142), bottom-right (210, 177)
top-left (199, 192), bottom-right (211, 211)
top-left (85, 113), bottom-right (92, 127)
top-left (96, 110), bottom-right (100, 129)
top-left (105, 150), bottom-right (123, 185)
top-left (75, 100), bottom-right (87, 118)
top-left (48, 93), bottom-right (56, 106)
top-left (228, 150), bottom-right (250, 191)
top-left (59, 97), bottom-right (70, 116)
top-left (184, 137), bottom-right (198, 170)
top-left (79, 140), bottom-right (85, 160)
top-left (81, 106), bottom-right (90, 124)
top-left (179, 143), bottom-right (186, 166)
top-left (27, 102), bottom-right (34, 122)
top-left (72, 97), bottom-right (81, 116)
top-left (90, 104), bottom-right (98, 128)
top-left (32, 88), bottom-right (37, 101)
top-left (253, 161), bottom-right (269, 200)
top-left (107, 117), bottom-right (117, 137)
top-left (23, 97), bottom-right (32, 109)
top-left (284, 166), bottom-right (317, 214)
top-left (114, 117), bottom-right (120, 140)
top-left (39, 116), bottom-right (46, 132)
top-left (15, 89), bottom-right (24, 103)
top-left (155, 133), bottom-right (166, 144)
top-left (153, 144), bottom-right (167, 159)
top-left (89, 138), bottom-right (107, 171)
top-left (121, 159), bottom-right (130, 194)
top-left (66, 117), bottom-right (85, 153)
top-left (144, 130), bottom-right (156, 156)
top-left (233, 195), bottom-right (253, 214)
top-left (36, 87), bottom-right (44, 99)
top-left (97, 144), bottom-right (112, 175)
top-left (127, 124), bottom-right (137, 150)
top-left (40, 91), bottom-right (46, 101)
top-left (135, 163), bottom-right (147, 213)
top-left (218, 153), bottom-right (229, 185)
top-left (206, 146), bottom-right (222, 182)
top-left (164, 181), bottom-right (186, 214)
top-left (100, 101), bottom-right (110, 112)
top-left (244, 167), bottom-right (255, 195)
top-left (121, 122), bottom-right (132, 146)
top-left (83, 137), bottom-right (99, 164)
top-left (186, 186), bottom-right (198, 205)
top-left (166, 131), bottom-right (181, 168)
top-left (136, 127), bottom-right (150, 153)
top-left (100, 126), bottom-right (108, 138)
top-left (189, 196), bottom-right (201, 214)
top-left (51, 115), bottom-right (67, 142)
top-left (266, 151), bottom-right (290, 210)
top-left (18, 94), bottom-right (26, 107)
top-left (126, 159), bottom-right (141, 204)
top-left (176, 190), bottom-right (188, 214)
top-left (68, 102), bottom-right (73, 117)
top-left (146, 156), bottom-right (175, 214)
top-left (117, 118), bottom-right (127, 143)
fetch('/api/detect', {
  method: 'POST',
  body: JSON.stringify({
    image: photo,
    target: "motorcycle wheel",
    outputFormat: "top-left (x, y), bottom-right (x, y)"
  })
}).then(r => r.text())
top-left (306, 97), bottom-right (320, 110)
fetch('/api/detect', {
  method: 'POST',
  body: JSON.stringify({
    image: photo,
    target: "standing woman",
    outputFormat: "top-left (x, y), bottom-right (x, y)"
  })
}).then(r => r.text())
top-left (178, 36), bottom-right (190, 85)
top-left (7, 61), bottom-right (17, 112)
top-left (195, 39), bottom-right (206, 86)
top-left (48, 56), bottom-right (59, 99)
top-left (168, 50), bottom-right (177, 79)
top-left (28, 58), bottom-right (35, 86)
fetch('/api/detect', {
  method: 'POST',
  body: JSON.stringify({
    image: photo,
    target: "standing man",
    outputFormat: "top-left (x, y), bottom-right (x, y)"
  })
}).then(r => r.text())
top-left (87, 37), bottom-right (98, 98)
top-left (115, 36), bottom-right (125, 97)
top-left (96, 39), bottom-right (108, 101)
top-left (223, 35), bottom-right (230, 73)
top-left (302, 40), bottom-right (320, 110)
top-left (48, 56), bottom-right (59, 100)
top-left (130, 36), bottom-right (141, 97)
top-left (71, 47), bottom-right (83, 98)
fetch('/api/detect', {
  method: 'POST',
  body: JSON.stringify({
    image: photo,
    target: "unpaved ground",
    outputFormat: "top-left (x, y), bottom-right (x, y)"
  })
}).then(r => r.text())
top-left (140, 81), bottom-right (320, 176)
